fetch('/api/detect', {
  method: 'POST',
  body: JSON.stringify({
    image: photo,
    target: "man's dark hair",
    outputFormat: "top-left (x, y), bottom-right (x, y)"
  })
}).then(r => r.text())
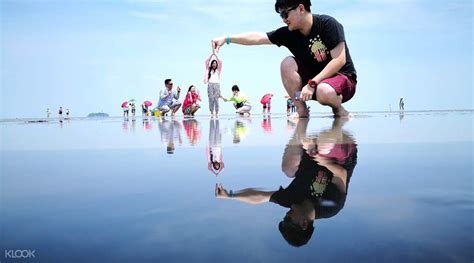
top-left (278, 216), bottom-right (315, 247)
top-left (274, 0), bottom-right (311, 13)
top-left (165, 79), bottom-right (172, 85)
top-left (231, 85), bottom-right (240, 92)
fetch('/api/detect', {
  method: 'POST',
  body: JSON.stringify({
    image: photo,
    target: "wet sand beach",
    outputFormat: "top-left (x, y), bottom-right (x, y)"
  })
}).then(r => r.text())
top-left (1, 111), bottom-right (472, 262)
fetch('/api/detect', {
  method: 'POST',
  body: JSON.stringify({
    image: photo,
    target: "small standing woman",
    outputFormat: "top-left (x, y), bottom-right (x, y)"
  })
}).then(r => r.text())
top-left (204, 53), bottom-right (223, 117)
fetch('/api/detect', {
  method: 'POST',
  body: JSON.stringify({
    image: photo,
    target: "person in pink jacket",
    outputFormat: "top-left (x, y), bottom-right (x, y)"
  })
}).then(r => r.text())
top-left (204, 53), bottom-right (223, 117)
top-left (182, 85), bottom-right (202, 117)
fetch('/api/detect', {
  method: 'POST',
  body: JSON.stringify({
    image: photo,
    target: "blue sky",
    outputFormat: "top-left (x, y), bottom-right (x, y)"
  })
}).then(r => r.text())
top-left (1, 0), bottom-right (472, 118)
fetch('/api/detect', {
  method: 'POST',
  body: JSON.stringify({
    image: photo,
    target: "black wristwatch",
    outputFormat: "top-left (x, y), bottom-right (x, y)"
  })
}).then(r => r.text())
top-left (308, 79), bottom-right (318, 89)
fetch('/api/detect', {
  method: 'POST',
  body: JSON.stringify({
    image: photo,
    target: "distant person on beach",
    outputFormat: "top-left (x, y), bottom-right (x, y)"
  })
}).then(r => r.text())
top-left (215, 118), bottom-right (358, 247)
top-left (211, 0), bottom-right (357, 118)
top-left (47, 108), bottom-right (51, 119)
top-left (286, 96), bottom-right (296, 115)
top-left (130, 102), bottom-right (136, 117)
top-left (261, 93), bottom-right (274, 115)
top-left (158, 79), bottom-right (182, 117)
top-left (207, 119), bottom-right (225, 176)
top-left (123, 104), bottom-right (129, 118)
top-left (223, 85), bottom-right (252, 116)
top-left (66, 109), bottom-right (70, 119)
top-left (182, 85), bottom-right (202, 117)
top-left (142, 103), bottom-right (147, 117)
top-left (58, 107), bottom-right (63, 118)
top-left (399, 97), bottom-right (404, 111)
top-left (204, 54), bottom-right (224, 117)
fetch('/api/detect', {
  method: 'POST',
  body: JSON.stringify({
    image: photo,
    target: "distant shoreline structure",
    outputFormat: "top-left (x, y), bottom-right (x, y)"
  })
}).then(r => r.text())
top-left (0, 109), bottom-right (472, 123)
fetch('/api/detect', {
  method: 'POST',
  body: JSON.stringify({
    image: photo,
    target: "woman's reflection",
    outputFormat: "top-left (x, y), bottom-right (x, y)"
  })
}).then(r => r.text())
top-left (207, 119), bottom-right (224, 176)
top-left (215, 118), bottom-right (357, 247)
top-left (183, 119), bottom-right (201, 146)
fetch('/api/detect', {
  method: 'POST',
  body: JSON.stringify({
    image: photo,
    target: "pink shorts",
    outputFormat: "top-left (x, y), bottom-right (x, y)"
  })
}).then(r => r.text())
top-left (312, 73), bottom-right (356, 103)
top-left (295, 57), bottom-right (357, 103)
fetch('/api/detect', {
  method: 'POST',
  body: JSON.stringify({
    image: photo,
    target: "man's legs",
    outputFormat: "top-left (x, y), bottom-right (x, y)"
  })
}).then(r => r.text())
top-left (159, 105), bottom-right (171, 115)
top-left (315, 83), bottom-right (350, 117)
top-left (171, 103), bottom-right (181, 116)
top-left (280, 56), bottom-right (309, 118)
top-left (236, 104), bottom-right (252, 115)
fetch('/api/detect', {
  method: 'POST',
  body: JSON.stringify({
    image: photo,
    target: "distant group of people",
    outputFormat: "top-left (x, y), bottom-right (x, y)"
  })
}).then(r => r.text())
top-left (47, 107), bottom-right (70, 119)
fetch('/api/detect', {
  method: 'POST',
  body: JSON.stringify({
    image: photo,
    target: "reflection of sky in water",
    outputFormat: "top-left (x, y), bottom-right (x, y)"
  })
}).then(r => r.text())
top-left (1, 111), bottom-right (472, 262)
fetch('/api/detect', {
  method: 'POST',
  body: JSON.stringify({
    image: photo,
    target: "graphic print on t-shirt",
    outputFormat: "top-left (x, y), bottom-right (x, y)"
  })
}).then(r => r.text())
top-left (310, 170), bottom-right (330, 197)
top-left (308, 35), bottom-right (328, 62)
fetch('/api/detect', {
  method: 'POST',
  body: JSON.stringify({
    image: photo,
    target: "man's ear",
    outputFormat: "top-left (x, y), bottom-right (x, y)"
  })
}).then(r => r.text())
top-left (301, 219), bottom-right (309, 230)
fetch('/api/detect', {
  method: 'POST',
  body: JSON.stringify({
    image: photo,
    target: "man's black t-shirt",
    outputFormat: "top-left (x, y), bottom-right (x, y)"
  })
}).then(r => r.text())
top-left (267, 14), bottom-right (356, 77)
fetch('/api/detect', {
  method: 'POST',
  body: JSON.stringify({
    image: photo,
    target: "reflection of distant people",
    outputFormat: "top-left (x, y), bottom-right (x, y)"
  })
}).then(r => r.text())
top-left (142, 118), bottom-right (152, 131)
top-left (47, 108), bottom-right (51, 119)
top-left (122, 120), bottom-right (129, 132)
top-left (232, 119), bottom-right (249, 144)
top-left (399, 97), bottom-right (404, 111)
top-left (223, 85), bottom-right (252, 116)
top-left (183, 119), bottom-right (201, 145)
top-left (207, 119), bottom-right (224, 176)
top-left (159, 119), bottom-right (182, 154)
top-left (261, 116), bottom-right (272, 134)
top-left (158, 79), bottom-right (182, 117)
top-left (216, 118), bottom-right (358, 247)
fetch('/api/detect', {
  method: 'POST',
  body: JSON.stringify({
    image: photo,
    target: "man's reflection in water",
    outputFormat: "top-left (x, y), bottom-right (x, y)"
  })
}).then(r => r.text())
top-left (232, 118), bottom-right (250, 144)
top-left (183, 119), bottom-right (201, 146)
top-left (207, 119), bottom-right (224, 176)
top-left (215, 118), bottom-right (357, 247)
top-left (159, 119), bottom-right (182, 154)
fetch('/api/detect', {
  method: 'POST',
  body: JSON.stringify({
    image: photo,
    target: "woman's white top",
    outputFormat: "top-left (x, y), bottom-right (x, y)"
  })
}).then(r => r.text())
top-left (208, 70), bottom-right (220, 84)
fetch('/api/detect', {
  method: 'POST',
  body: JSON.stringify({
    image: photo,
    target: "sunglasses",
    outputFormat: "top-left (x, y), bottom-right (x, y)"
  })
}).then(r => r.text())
top-left (168, 83), bottom-right (174, 85)
top-left (279, 5), bottom-right (298, 19)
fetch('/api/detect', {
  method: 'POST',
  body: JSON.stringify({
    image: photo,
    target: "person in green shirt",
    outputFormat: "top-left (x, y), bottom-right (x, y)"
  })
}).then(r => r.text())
top-left (223, 85), bottom-right (252, 116)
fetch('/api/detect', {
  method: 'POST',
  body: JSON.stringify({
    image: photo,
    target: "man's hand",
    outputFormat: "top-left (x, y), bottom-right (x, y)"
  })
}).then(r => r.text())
top-left (300, 84), bottom-right (315, 102)
top-left (215, 183), bottom-right (230, 199)
top-left (212, 37), bottom-right (227, 54)
top-left (177, 86), bottom-right (181, 93)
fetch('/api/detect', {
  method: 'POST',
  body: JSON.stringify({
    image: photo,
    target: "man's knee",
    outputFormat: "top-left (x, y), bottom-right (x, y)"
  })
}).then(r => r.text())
top-left (280, 56), bottom-right (298, 76)
top-left (160, 106), bottom-right (170, 113)
top-left (316, 83), bottom-right (339, 105)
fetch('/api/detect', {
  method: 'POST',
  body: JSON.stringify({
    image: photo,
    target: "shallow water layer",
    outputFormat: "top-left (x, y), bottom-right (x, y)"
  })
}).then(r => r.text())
top-left (1, 111), bottom-right (473, 262)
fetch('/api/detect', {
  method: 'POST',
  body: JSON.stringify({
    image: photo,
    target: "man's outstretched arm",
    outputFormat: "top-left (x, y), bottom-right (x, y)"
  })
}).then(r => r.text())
top-left (212, 32), bottom-right (272, 53)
